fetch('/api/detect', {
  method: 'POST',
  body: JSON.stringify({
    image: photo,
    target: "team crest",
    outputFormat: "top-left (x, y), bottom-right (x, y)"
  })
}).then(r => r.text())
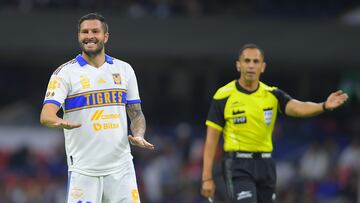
top-left (112, 73), bottom-right (121, 85)
top-left (263, 108), bottom-right (273, 126)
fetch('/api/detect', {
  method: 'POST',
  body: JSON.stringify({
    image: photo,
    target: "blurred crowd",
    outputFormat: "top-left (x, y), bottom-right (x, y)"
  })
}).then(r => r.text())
top-left (1, 0), bottom-right (359, 18)
top-left (0, 116), bottom-right (358, 203)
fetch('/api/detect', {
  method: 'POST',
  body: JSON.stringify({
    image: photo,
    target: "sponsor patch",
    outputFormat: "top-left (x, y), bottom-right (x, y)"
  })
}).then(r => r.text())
top-left (80, 75), bottom-right (90, 89)
top-left (47, 78), bottom-right (60, 90)
top-left (234, 116), bottom-right (246, 124)
top-left (237, 191), bottom-right (252, 200)
top-left (70, 187), bottom-right (83, 199)
top-left (131, 188), bottom-right (139, 202)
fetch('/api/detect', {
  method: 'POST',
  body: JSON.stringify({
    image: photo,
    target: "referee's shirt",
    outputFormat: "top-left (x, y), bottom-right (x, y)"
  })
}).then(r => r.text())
top-left (206, 80), bottom-right (291, 152)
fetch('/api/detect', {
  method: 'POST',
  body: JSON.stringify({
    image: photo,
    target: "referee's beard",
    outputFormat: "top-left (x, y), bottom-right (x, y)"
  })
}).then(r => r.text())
top-left (79, 40), bottom-right (105, 58)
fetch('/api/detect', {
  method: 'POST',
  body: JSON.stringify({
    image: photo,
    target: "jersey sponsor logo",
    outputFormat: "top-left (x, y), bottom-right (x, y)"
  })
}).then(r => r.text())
top-left (131, 188), bottom-right (140, 202)
top-left (64, 89), bottom-right (127, 112)
top-left (263, 108), bottom-right (273, 126)
top-left (80, 75), bottom-right (91, 89)
top-left (91, 110), bottom-right (120, 121)
top-left (47, 78), bottom-right (61, 90)
top-left (91, 110), bottom-right (121, 131)
top-left (69, 187), bottom-right (83, 199)
top-left (98, 77), bottom-right (106, 84)
top-left (232, 110), bottom-right (245, 115)
top-left (93, 123), bottom-right (119, 131)
top-left (45, 91), bottom-right (55, 98)
top-left (234, 116), bottom-right (246, 124)
top-left (112, 73), bottom-right (121, 85)
top-left (237, 191), bottom-right (252, 200)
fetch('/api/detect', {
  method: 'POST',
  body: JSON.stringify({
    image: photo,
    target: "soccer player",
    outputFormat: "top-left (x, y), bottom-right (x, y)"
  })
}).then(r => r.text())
top-left (201, 43), bottom-right (348, 203)
top-left (40, 13), bottom-right (154, 203)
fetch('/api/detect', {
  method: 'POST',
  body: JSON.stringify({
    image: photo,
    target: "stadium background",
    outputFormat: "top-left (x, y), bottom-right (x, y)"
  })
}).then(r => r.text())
top-left (0, 0), bottom-right (359, 202)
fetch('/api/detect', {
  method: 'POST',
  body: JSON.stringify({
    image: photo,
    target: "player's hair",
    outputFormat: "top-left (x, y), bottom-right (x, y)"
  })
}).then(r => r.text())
top-left (239, 43), bottom-right (265, 60)
top-left (78, 13), bottom-right (109, 33)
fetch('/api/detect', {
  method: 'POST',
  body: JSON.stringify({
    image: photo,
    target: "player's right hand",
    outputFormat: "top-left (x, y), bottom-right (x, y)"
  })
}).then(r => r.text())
top-left (201, 179), bottom-right (215, 200)
top-left (53, 120), bottom-right (81, 129)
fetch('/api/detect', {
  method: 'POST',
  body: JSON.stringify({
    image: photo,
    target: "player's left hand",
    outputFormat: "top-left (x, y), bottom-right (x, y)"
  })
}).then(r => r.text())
top-left (324, 90), bottom-right (349, 110)
top-left (128, 135), bottom-right (155, 150)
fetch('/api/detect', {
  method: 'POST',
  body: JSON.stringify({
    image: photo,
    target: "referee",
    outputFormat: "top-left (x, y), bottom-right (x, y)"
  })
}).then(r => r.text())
top-left (201, 43), bottom-right (348, 203)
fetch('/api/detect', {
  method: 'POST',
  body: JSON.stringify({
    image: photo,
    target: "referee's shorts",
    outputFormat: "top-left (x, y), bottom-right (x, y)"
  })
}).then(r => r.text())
top-left (222, 152), bottom-right (276, 203)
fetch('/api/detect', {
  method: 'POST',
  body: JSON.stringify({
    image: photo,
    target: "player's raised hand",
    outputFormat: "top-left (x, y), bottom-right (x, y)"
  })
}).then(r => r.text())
top-left (53, 120), bottom-right (81, 129)
top-left (324, 90), bottom-right (349, 110)
top-left (128, 135), bottom-right (154, 150)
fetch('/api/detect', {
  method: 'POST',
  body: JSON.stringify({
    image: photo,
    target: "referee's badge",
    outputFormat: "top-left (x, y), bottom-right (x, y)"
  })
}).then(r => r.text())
top-left (263, 108), bottom-right (273, 126)
top-left (112, 73), bottom-right (121, 85)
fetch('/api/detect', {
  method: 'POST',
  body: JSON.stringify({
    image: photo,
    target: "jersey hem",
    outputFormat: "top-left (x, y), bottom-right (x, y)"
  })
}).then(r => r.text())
top-left (68, 156), bottom-right (133, 177)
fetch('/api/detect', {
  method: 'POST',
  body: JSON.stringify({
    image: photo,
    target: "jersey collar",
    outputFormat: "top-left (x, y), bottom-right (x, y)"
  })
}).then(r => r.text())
top-left (235, 80), bottom-right (260, 94)
top-left (76, 54), bottom-right (114, 67)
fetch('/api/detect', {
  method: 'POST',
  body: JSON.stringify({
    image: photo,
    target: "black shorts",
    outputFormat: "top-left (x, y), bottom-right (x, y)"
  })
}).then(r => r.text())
top-left (222, 152), bottom-right (276, 203)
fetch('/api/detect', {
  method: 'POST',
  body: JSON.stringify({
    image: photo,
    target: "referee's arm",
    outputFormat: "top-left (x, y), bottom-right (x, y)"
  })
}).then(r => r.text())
top-left (285, 90), bottom-right (348, 117)
top-left (201, 126), bottom-right (221, 198)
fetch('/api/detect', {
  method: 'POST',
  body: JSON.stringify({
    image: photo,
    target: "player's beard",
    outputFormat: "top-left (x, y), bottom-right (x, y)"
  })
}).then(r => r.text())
top-left (79, 40), bottom-right (105, 57)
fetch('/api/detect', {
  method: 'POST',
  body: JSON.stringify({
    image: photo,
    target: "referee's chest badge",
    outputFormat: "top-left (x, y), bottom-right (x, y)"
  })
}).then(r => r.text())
top-left (112, 73), bottom-right (121, 85)
top-left (263, 108), bottom-right (273, 126)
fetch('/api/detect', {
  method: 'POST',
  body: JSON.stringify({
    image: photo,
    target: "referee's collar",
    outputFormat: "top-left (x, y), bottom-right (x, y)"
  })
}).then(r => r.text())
top-left (236, 80), bottom-right (259, 94)
top-left (76, 54), bottom-right (114, 67)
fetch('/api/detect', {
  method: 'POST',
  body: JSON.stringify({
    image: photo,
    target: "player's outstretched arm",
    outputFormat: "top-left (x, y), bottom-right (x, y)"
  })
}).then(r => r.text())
top-left (285, 90), bottom-right (348, 117)
top-left (126, 103), bottom-right (154, 150)
top-left (40, 103), bottom-right (81, 129)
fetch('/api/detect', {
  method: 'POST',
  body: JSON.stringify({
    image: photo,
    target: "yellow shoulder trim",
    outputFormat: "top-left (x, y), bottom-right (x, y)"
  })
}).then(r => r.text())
top-left (205, 120), bottom-right (223, 132)
top-left (213, 81), bottom-right (236, 100)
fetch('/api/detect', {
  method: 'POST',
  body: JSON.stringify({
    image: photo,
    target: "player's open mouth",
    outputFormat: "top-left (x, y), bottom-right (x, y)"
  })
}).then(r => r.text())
top-left (84, 41), bottom-right (97, 45)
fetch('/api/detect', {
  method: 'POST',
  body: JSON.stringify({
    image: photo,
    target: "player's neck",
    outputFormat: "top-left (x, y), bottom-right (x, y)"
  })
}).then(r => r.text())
top-left (82, 52), bottom-right (106, 68)
top-left (238, 78), bottom-right (259, 92)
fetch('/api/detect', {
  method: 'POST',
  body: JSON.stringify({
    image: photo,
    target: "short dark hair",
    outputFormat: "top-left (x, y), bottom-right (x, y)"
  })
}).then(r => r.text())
top-left (78, 13), bottom-right (109, 33)
top-left (239, 43), bottom-right (265, 60)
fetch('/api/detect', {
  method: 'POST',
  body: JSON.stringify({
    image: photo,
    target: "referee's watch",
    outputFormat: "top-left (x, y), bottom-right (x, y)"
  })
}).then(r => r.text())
top-left (322, 102), bottom-right (332, 112)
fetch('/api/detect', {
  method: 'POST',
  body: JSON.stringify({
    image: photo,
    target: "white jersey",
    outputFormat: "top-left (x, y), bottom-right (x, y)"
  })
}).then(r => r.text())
top-left (43, 54), bottom-right (140, 176)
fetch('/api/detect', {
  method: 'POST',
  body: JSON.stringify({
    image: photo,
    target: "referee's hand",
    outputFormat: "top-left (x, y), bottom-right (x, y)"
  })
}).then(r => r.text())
top-left (201, 179), bottom-right (215, 201)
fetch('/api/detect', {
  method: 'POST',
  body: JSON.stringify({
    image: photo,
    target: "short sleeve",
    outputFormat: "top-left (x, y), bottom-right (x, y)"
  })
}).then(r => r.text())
top-left (205, 98), bottom-right (227, 131)
top-left (270, 88), bottom-right (292, 113)
top-left (43, 69), bottom-right (70, 107)
top-left (126, 65), bottom-right (141, 104)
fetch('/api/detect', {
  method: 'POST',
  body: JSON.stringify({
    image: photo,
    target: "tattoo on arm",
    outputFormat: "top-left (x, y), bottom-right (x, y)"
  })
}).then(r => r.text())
top-left (126, 103), bottom-right (146, 138)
